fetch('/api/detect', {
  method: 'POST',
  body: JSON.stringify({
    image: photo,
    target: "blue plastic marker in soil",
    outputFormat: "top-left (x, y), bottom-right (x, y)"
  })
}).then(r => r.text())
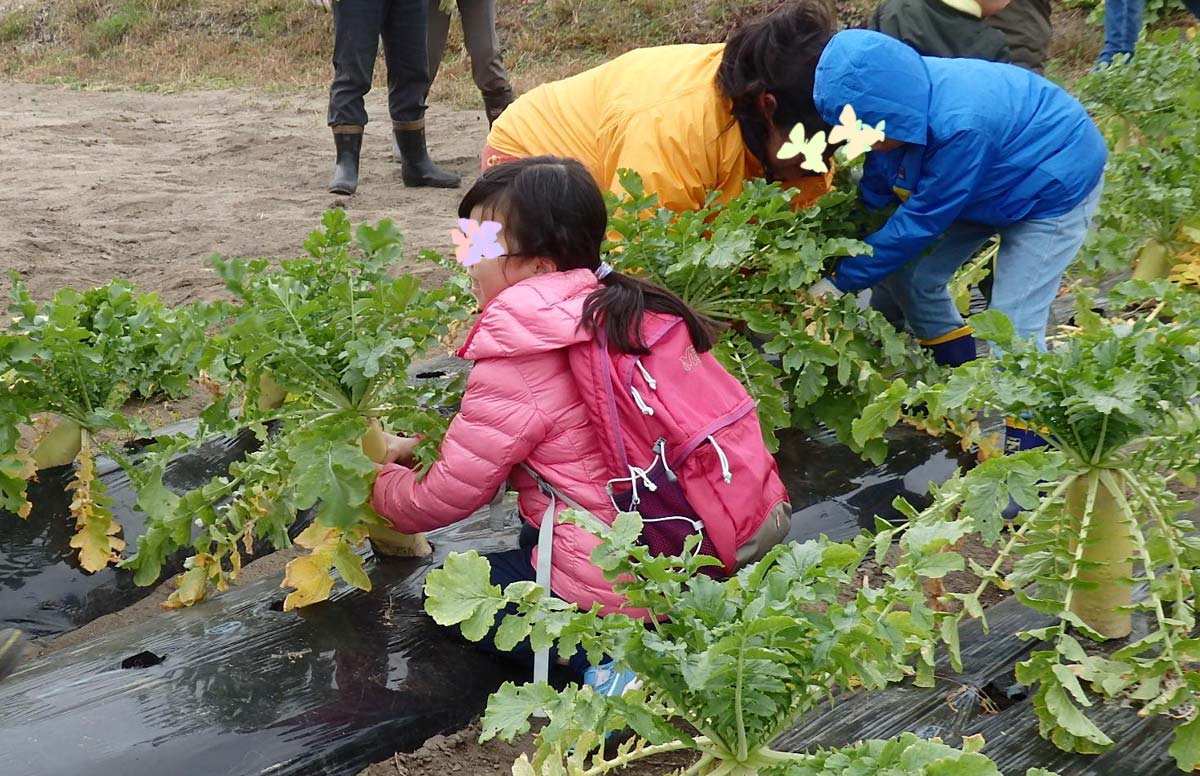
top-left (0, 516), bottom-right (527, 776)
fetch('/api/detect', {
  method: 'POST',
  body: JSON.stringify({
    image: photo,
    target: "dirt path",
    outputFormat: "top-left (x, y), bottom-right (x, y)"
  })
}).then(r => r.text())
top-left (0, 83), bottom-right (489, 303)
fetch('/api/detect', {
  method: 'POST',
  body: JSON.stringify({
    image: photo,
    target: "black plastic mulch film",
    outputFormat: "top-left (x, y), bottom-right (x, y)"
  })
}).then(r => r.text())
top-left (0, 423), bottom-right (311, 638)
top-left (0, 346), bottom-right (1181, 775)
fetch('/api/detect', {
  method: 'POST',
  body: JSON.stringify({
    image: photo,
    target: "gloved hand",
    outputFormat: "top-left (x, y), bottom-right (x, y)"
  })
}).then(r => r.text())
top-left (307, 0), bottom-right (333, 10)
top-left (806, 277), bottom-right (844, 300)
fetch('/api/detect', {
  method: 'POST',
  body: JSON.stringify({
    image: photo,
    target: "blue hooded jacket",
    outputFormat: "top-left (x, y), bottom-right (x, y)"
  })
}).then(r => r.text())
top-left (815, 30), bottom-right (1107, 292)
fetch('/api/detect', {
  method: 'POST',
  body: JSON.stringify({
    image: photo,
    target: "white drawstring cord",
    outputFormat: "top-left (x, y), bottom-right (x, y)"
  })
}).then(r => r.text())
top-left (708, 436), bottom-right (732, 484)
top-left (655, 438), bottom-right (677, 482)
top-left (635, 360), bottom-right (657, 390)
top-left (630, 386), bottom-right (655, 415)
top-left (631, 465), bottom-right (656, 492)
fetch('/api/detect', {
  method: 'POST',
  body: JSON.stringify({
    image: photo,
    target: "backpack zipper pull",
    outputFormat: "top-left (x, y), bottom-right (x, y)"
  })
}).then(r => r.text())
top-left (655, 438), bottom-right (678, 482)
top-left (708, 435), bottom-right (732, 484)
top-left (635, 360), bottom-right (657, 390)
top-left (630, 386), bottom-right (655, 415)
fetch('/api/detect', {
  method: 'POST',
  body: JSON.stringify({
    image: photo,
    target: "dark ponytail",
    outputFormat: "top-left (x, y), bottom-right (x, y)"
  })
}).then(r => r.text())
top-left (459, 156), bottom-right (719, 355)
top-left (583, 272), bottom-right (718, 355)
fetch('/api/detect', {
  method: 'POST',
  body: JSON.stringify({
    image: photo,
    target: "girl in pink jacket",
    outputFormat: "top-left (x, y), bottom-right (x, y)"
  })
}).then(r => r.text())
top-left (371, 157), bottom-right (791, 692)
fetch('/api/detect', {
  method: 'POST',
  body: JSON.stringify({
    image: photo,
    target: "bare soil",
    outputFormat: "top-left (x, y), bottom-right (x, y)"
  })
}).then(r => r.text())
top-left (359, 722), bottom-right (699, 776)
top-left (0, 82), bottom-right (488, 305)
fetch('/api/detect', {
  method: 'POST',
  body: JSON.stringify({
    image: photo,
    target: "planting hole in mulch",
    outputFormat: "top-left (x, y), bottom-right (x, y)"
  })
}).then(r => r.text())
top-left (120, 650), bottom-right (165, 670)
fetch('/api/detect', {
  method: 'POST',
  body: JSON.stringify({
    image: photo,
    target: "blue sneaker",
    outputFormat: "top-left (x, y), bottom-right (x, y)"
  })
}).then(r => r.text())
top-left (583, 660), bottom-right (641, 697)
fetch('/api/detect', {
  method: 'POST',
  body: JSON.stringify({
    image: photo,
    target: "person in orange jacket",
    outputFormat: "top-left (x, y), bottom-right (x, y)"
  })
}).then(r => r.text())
top-left (480, 3), bottom-right (836, 213)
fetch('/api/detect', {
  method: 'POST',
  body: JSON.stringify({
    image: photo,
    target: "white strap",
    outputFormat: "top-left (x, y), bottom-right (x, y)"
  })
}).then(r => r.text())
top-left (519, 463), bottom-right (591, 689)
top-left (532, 488), bottom-right (556, 686)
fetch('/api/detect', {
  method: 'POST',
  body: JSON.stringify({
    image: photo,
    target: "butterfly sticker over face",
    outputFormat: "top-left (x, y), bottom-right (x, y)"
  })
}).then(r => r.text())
top-left (777, 125), bottom-right (830, 174)
top-left (451, 218), bottom-right (504, 267)
top-left (828, 104), bottom-right (886, 161)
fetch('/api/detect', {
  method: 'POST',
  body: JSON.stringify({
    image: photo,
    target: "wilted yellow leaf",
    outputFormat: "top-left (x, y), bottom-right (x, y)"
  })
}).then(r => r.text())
top-left (163, 565), bottom-right (210, 609)
top-left (294, 521), bottom-right (340, 551)
top-left (281, 554), bottom-right (336, 611)
top-left (67, 441), bottom-right (124, 573)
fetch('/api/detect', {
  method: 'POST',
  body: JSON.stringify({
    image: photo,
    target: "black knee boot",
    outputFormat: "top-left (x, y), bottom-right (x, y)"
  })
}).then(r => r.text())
top-left (483, 88), bottom-right (514, 128)
top-left (329, 126), bottom-right (363, 195)
top-left (393, 120), bottom-right (461, 188)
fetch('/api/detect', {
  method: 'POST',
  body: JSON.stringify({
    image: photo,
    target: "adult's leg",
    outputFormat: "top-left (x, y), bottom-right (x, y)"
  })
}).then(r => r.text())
top-left (383, 0), bottom-right (461, 187)
top-left (459, 0), bottom-right (514, 125)
top-left (425, 0), bottom-right (453, 92)
top-left (1098, 0), bottom-right (1145, 65)
top-left (991, 181), bottom-right (1104, 350)
top-left (327, 0), bottom-right (385, 193)
top-left (381, 0), bottom-right (431, 125)
top-left (886, 222), bottom-right (994, 365)
top-left (328, 0), bottom-right (384, 128)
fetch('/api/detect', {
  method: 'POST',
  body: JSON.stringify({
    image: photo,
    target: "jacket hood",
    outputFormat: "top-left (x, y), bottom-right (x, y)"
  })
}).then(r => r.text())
top-left (815, 30), bottom-right (931, 146)
top-left (457, 268), bottom-right (599, 360)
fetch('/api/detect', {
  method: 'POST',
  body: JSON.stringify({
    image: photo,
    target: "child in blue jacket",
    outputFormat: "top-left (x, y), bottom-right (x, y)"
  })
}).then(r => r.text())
top-left (803, 29), bottom-right (1107, 367)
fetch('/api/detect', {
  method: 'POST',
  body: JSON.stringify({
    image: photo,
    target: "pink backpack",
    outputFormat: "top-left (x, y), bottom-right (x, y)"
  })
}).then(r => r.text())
top-left (557, 312), bottom-right (786, 574)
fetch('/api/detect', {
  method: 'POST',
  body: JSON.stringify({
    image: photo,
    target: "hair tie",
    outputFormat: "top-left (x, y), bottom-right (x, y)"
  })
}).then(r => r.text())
top-left (594, 261), bottom-right (614, 280)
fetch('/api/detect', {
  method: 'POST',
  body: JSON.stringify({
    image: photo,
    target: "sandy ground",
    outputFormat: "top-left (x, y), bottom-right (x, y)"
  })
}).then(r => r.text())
top-left (0, 83), bottom-right (489, 304)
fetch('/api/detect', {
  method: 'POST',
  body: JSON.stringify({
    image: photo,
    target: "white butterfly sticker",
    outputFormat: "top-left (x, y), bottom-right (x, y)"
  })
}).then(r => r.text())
top-left (828, 104), bottom-right (886, 161)
top-left (777, 124), bottom-right (830, 174)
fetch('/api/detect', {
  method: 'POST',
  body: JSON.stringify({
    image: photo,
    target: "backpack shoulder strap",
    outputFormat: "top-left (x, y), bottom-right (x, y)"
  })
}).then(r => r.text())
top-left (519, 462), bottom-right (592, 688)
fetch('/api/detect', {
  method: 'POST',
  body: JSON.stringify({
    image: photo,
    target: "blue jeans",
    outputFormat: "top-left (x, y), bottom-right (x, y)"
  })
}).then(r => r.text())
top-left (875, 180), bottom-right (1103, 351)
top-left (1099, 0), bottom-right (1145, 64)
top-left (1098, 0), bottom-right (1200, 65)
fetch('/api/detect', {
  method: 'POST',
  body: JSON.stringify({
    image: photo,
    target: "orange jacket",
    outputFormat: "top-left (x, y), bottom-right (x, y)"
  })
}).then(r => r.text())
top-left (487, 43), bottom-right (833, 212)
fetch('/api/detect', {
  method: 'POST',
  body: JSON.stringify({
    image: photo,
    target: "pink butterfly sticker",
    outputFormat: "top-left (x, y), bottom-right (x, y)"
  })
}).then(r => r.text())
top-left (451, 218), bottom-right (504, 267)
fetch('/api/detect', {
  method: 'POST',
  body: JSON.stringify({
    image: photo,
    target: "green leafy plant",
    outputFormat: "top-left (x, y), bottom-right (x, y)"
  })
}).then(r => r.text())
top-left (121, 210), bottom-right (473, 609)
top-left (1074, 31), bottom-right (1200, 280)
top-left (862, 288), bottom-right (1200, 769)
top-left (604, 170), bottom-right (937, 461)
top-left (1061, 0), bottom-right (1179, 31)
top-left (0, 277), bottom-right (217, 572)
top-left (424, 507), bottom-right (1058, 775)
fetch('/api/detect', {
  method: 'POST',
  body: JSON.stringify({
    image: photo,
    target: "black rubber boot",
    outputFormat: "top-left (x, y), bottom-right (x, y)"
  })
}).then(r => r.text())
top-left (483, 88), bottom-right (514, 129)
top-left (393, 122), bottom-right (461, 188)
top-left (329, 127), bottom-right (362, 196)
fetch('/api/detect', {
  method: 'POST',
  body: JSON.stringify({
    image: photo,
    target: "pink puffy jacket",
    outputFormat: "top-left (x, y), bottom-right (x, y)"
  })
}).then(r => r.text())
top-left (371, 269), bottom-right (783, 613)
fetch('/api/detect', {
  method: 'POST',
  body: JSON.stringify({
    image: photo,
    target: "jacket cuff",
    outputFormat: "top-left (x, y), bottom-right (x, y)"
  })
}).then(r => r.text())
top-left (370, 463), bottom-right (416, 531)
top-left (830, 271), bottom-right (859, 294)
